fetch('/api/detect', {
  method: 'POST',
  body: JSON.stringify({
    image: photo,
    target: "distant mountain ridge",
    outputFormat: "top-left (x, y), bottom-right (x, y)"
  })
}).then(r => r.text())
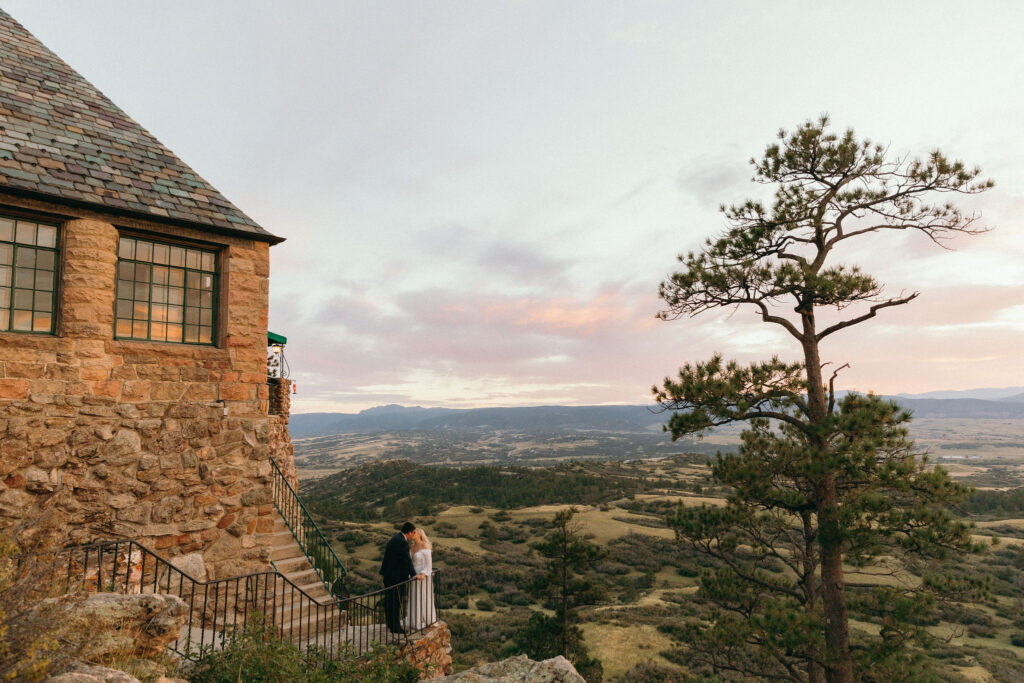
top-left (895, 386), bottom-right (1024, 401)
top-left (290, 395), bottom-right (1024, 438)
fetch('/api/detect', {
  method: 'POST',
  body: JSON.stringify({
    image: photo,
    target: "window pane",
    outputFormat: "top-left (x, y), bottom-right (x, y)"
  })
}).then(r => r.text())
top-left (136, 241), bottom-right (153, 262)
top-left (118, 238), bottom-right (135, 260)
top-left (167, 323), bottom-right (182, 341)
top-left (116, 300), bottom-right (132, 318)
top-left (15, 222), bottom-right (35, 245)
top-left (132, 320), bottom-right (148, 338)
top-left (153, 243), bottom-right (169, 265)
top-left (200, 309), bottom-right (212, 326)
top-left (36, 270), bottom-right (53, 292)
top-left (16, 248), bottom-right (35, 269)
top-left (186, 250), bottom-right (200, 270)
top-left (152, 286), bottom-right (167, 304)
top-left (118, 262), bottom-right (134, 279)
top-left (36, 225), bottom-right (56, 248)
top-left (185, 308), bottom-right (199, 325)
top-left (133, 302), bottom-right (149, 320)
top-left (133, 283), bottom-right (149, 300)
top-left (0, 244), bottom-right (11, 265)
top-left (0, 266), bottom-right (8, 287)
top-left (198, 327), bottom-right (212, 344)
top-left (168, 288), bottom-right (183, 305)
top-left (116, 319), bottom-right (132, 337)
top-left (151, 303), bottom-right (166, 322)
top-left (152, 266), bottom-right (169, 285)
top-left (0, 308), bottom-right (8, 330)
top-left (169, 269), bottom-right (184, 287)
top-left (170, 246), bottom-right (185, 267)
top-left (151, 322), bottom-right (166, 340)
top-left (12, 310), bottom-right (31, 330)
top-left (0, 291), bottom-right (8, 308)
top-left (34, 291), bottom-right (51, 312)
top-left (32, 313), bottom-right (51, 332)
top-left (167, 305), bottom-right (183, 324)
top-left (134, 263), bottom-right (150, 281)
top-left (15, 269), bottom-right (34, 289)
top-left (14, 289), bottom-right (32, 309)
top-left (200, 274), bottom-right (213, 290)
top-left (201, 252), bottom-right (214, 272)
top-left (184, 326), bottom-right (198, 343)
top-left (0, 218), bottom-right (12, 242)
top-left (117, 280), bottom-right (132, 298)
top-left (36, 250), bottom-right (54, 271)
top-left (186, 271), bottom-right (199, 289)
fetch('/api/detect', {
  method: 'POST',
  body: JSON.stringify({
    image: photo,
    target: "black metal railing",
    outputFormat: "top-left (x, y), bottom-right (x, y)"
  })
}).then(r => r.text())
top-left (268, 456), bottom-right (347, 597)
top-left (59, 539), bottom-right (440, 660)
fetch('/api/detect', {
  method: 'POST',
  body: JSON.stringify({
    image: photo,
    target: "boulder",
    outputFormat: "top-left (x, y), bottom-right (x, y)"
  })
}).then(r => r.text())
top-left (428, 654), bottom-right (586, 683)
top-left (46, 662), bottom-right (139, 683)
top-left (45, 662), bottom-right (189, 683)
top-left (70, 593), bottom-right (187, 660)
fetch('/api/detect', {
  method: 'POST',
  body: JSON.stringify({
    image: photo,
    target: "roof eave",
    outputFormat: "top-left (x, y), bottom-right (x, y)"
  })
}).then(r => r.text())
top-left (0, 186), bottom-right (286, 245)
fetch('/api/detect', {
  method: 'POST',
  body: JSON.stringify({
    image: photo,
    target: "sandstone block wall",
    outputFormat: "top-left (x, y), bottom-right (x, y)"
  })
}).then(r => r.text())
top-left (0, 197), bottom-right (291, 578)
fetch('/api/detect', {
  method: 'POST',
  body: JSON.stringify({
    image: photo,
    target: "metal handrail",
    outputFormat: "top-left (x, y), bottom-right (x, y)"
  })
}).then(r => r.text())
top-left (268, 456), bottom-right (348, 598)
top-left (59, 539), bottom-right (439, 660)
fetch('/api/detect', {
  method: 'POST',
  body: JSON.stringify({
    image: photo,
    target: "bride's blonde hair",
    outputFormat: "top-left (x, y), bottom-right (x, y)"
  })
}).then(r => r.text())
top-left (413, 529), bottom-right (432, 550)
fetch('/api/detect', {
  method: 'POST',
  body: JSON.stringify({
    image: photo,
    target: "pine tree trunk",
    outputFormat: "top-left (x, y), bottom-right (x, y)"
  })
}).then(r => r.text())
top-left (802, 315), bottom-right (854, 683)
top-left (818, 476), bottom-right (853, 683)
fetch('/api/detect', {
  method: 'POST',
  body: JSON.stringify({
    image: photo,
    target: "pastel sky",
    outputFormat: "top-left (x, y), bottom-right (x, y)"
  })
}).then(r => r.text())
top-left (7, 1), bottom-right (1023, 412)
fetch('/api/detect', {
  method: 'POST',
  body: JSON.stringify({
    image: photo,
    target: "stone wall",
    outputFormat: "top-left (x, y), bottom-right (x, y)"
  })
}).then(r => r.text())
top-left (402, 622), bottom-right (454, 679)
top-left (0, 198), bottom-right (289, 578)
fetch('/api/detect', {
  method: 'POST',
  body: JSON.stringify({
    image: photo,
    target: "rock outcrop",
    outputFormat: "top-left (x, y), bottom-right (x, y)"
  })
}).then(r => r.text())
top-left (71, 593), bottom-right (188, 660)
top-left (428, 654), bottom-right (586, 683)
top-left (46, 662), bottom-right (186, 683)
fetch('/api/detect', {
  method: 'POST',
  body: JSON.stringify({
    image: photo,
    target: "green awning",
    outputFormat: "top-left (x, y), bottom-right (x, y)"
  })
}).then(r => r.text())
top-left (268, 331), bottom-right (287, 345)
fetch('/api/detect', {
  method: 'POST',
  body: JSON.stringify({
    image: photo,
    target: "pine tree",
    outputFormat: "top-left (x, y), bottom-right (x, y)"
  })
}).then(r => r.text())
top-left (655, 116), bottom-right (992, 682)
top-left (516, 507), bottom-right (605, 681)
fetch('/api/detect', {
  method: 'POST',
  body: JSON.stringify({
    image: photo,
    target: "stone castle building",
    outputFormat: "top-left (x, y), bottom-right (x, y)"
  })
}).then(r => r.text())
top-left (0, 8), bottom-right (295, 580)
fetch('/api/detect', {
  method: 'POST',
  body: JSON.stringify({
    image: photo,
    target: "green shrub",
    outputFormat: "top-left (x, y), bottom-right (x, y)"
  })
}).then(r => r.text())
top-left (188, 619), bottom-right (419, 683)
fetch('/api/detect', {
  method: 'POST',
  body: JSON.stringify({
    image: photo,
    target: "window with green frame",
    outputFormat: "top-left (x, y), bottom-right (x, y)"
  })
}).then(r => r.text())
top-left (115, 235), bottom-right (217, 344)
top-left (0, 215), bottom-right (59, 334)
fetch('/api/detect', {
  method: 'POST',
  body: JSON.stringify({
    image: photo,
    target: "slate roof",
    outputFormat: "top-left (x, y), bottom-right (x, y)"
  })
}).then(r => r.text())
top-left (0, 9), bottom-right (282, 243)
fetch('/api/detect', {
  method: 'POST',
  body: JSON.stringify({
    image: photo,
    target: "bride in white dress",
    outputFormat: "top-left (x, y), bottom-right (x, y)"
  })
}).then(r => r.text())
top-left (406, 529), bottom-right (436, 630)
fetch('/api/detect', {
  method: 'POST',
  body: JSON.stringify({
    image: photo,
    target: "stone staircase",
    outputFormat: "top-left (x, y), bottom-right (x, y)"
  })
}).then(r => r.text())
top-left (269, 510), bottom-right (333, 605)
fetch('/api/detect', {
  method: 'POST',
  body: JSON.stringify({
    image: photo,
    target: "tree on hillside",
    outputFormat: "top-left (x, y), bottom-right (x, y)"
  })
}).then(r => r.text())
top-left (513, 506), bottom-right (605, 681)
top-left (655, 116), bottom-right (992, 683)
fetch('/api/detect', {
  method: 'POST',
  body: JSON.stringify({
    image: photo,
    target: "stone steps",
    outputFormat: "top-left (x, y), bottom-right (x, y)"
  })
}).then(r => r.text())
top-left (268, 510), bottom-right (333, 610)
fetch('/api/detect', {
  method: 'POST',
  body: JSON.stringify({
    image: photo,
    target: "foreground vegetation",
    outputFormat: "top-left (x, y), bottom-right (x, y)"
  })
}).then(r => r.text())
top-left (188, 620), bottom-right (419, 683)
top-left (308, 456), bottom-right (1024, 681)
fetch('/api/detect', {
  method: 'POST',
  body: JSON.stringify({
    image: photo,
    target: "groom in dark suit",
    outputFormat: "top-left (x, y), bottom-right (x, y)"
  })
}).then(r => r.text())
top-left (380, 521), bottom-right (417, 635)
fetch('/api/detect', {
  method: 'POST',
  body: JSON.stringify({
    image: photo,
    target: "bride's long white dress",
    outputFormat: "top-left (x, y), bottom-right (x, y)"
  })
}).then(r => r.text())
top-left (406, 549), bottom-right (436, 629)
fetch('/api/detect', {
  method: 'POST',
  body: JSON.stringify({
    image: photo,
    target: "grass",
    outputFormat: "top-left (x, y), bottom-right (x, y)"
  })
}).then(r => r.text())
top-left (578, 622), bottom-right (681, 681)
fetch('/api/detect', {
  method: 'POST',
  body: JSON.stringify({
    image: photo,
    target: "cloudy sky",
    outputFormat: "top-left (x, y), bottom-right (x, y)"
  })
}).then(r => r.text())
top-left (7, 1), bottom-right (1023, 412)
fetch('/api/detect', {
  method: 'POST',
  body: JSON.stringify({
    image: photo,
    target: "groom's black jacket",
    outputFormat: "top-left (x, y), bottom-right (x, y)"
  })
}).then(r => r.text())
top-left (380, 532), bottom-right (416, 585)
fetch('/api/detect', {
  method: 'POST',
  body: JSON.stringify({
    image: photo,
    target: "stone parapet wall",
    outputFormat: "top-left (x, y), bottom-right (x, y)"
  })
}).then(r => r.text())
top-left (268, 377), bottom-right (291, 418)
top-left (401, 622), bottom-right (454, 679)
top-left (0, 198), bottom-right (288, 578)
